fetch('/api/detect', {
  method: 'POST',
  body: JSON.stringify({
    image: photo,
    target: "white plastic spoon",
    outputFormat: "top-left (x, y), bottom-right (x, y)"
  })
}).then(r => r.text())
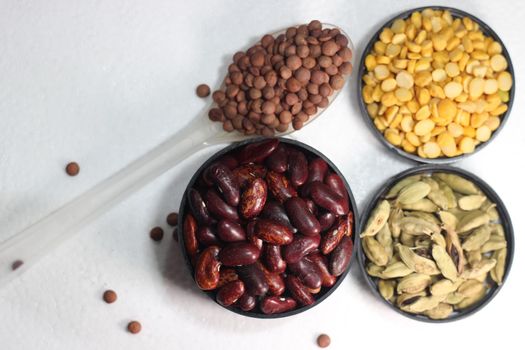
top-left (0, 24), bottom-right (354, 287)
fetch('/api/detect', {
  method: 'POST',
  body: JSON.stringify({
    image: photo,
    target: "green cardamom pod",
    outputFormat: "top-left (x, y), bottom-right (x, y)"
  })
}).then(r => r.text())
top-left (457, 210), bottom-right (490, 234)
top-left (490, 248), bottom-right (507, 285)
top-left (385, 175), bottom-right (421, 199)
top-left (397, 182), bottom-right (431, 204)
top-left (460, 258), bottom-right (497, 279)
top-left (432, 245), bottom-right (458, 281)
top-left (425, 303), bottom-right (454, 319)
top-left (366, 263), bottom-right (384, 278)
top-left (380, 261), bottom-right (413, 279)
top-left (376, 223), bottom-right (394, 262)
top-left (363, 236), bottom-right (389, 266)
top-left (361, 200), bottom-right (390, 237)
top-left (430, 278), bottom-right (463, 296)
top-left (480, 235), bottom-right (507, 253)
top-left (401, 199), bottom-right (438, 212)
top-left (396, 243), bottom-right (440, 275)
top-left (378, 279), bottom-right (396, 300)
top-left (462, 225), bottom-right (491, 251)
top-left (438, 211), bottom-right (458, 230)
top-left (434, 173), bottom-right (480, 195)
top-left (400, 294), bottom-right (447, 313)
top-left (445, 228), bottom-right (466, 274)
top-left (397, 273), bottom-right (432, 294)
top-left (458, 195), bottom-right (486, 211)
top-left (400, 217), bottom-right (440, 236)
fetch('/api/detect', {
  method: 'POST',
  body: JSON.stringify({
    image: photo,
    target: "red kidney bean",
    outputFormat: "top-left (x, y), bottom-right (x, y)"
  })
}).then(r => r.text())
top-left (287, 149), bottom-right (308, 187)
top-left (308, 286), bottom-right (322, 294)
top-left (204, 189), bottom-right (239, 221)
top-left (309, 181), bottom-right (349, 215)
top-left (197, 226), bottom-right (220, 246)
top-left (246, 220), bottom-right (263, 250)
top-left (237, 263), bottom-right (269, 296)
top-left (324, 173), bottom-right (348, 200)
top-left (195, 246), bottom-right (221, 290)
top-left (263, 244), bottom-right (287, 273)
top-left (320, 214), bottom-right (352, 254)
top-left (240, 178), bottom-right (267, 218)
top-left (217, 268), bottom-right (239, 288)
top-left (218, 155), bottom-right (239, 170)
top-left (188, 189), bottom-right (213, 224)
top-left (286, 275), bottom-right (314, 306)
top-left (204, 163), bottom-right (240, 207)
top-left (219, 243), bottom-right (261, 266)
top-left (307, 158), bottom-right (328, 183)
top-left (266, 170), bottom-right (297, 203)
top-left (217, 220), bottom-right (246, 242)
top-left (261, 201), bottom-right (293, 229)
top-left (237, 294), bottom-right (257, 312)
top-left (306, 251), bottom-right (336, 287)
top-left (265, 144), bottom-right (288, 173)
top-left (282, 234), bottom-right (321, 264)
top-left (304, 199), bottom-right (318, 216)
top-left (254, 219), bottom-right (294, 245)
top-left (288, 257), bottom-right (322, 289)
top-left (260, 296), bottom-right (297, 314)
top-left (216, 280), bottom-right (245, 306)
top-left (256, 262), bottom-right (285, 296)
top-left (232, 163), bottom-right (267, 188)
top-left (285, 197), bottom-right (321, 236)
top-left (300, 181), bottom-right (313, 197)
top-left (237, 138), bottom-right (280, 164)
top-left (183, 214), bottom-right (199, 259)
top-left (329, 235), bottom-right (353, 276)
top-left (318, 211), bottom-right (336, 232)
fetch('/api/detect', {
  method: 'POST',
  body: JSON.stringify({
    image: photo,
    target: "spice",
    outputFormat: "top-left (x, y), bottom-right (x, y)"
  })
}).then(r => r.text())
top-left (11, 260), bottom-right (23, 271)
top-left (196, 84), bottom-right (211, 98)
top-left (208, 21), bottom-right (353, 136)
top-left (65, 162), bottom-right (80, 176)
top-left (102, 290), bottom-right (117, 304)
top-left (361, 8), bottom-right (512, 158)
top-left (317, 334), bottom-right (331, 348)
top-left (183, 138), bottom-right (354, 315)
top-left (127, 321), bottom-right (141, 334)
top-left (360, 171), bottom-right (508, 319)
top-left (166, 212), bottom-right (179, 226)
top-left (149, 227), bottom-right (164, 242)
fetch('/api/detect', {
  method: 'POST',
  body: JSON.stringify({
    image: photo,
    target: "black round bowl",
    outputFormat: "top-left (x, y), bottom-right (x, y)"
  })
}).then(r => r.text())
top-left (356, 164), bottom-right (514, 322)
top-left (178, 137), bottom-right (359, 318)
top-left (357, 6), bottom-right (516, 164)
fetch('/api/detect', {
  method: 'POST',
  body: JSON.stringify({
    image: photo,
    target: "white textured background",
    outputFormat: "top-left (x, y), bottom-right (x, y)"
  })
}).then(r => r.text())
top-left (0, 0), bottom-right (523, 349)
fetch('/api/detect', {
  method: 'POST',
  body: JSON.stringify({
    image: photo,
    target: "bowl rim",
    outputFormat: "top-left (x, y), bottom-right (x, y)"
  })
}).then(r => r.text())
top-left (178, 137), bottom-right (360, 319)
top-left (356, 164), bottom-right (515, 322)
top-left (357, 5), bottom-right (516, 164)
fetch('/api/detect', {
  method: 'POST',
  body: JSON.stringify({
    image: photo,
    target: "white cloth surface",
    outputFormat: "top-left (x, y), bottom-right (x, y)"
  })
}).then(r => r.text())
top-left (0, 0), bottom-right (524, 349)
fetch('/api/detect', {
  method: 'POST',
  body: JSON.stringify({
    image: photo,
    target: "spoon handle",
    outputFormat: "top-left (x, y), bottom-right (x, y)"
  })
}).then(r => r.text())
top-left (0, 116), bottom-right (223, 287)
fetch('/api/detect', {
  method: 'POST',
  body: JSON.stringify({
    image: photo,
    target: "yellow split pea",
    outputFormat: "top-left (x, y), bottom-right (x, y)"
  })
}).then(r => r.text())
top-left (361, 8), bottom-right (513, 159)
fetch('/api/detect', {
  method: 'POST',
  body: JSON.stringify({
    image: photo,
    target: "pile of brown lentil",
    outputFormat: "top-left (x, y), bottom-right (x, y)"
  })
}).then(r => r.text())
top-left (209, 20), bottom-right (353, 135)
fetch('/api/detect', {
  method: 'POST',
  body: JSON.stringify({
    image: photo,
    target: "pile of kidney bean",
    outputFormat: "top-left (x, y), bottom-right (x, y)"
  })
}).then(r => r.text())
top-left (182, 138), bottom-right (354, 315)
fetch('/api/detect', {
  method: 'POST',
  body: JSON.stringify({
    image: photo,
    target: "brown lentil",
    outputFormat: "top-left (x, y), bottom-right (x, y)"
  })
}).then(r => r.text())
top-left (102, 290), bottom-right (117, 304)
top-left (127, 321), bottom-right (141, 334)
top-left (317, 334), bottom-right (331, 348)
top-left (208, 21), bottom-right (353, 135)
top-left (150, 227), bottom-right (164, 242)
top-left (196, 84), bottom-right (210, 98)
top-left (65, 162), bottom-right (80, 176)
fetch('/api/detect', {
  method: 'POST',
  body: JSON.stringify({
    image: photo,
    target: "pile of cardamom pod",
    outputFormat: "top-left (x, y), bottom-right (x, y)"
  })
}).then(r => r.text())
top-left (360, 172), bottom-right (508, 320)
